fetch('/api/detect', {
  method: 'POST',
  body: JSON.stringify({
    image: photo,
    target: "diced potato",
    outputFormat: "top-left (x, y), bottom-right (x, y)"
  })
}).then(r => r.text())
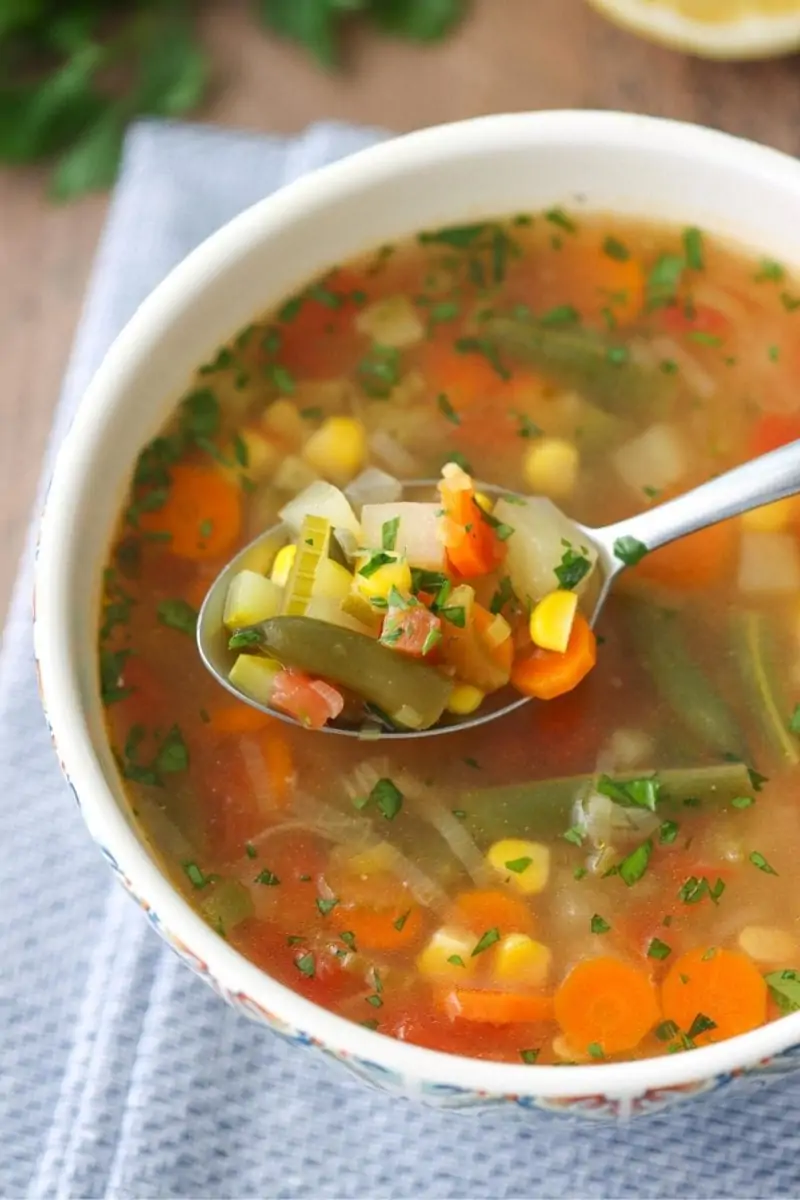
top-left (529, 589), bottom-right (578, 653)
top-left (272, 455), bottom-right (320, 493)
top-left (279, 480), bottom-right (362, 538)
top-left (738, 531), bottom-right (800, 595)
top-left (228, 654), bottom-right (282, 706)
top-left (345, 467), bottom-right (404, 508)
top-left (446, 684), bottom-right (485, 715)
top-left (493, 933), bottom-right (552, 988)
top-left (302, 416), bottom-right (367, 485)
top-left (522, 437), bottom-right (579, 499)
top-left (416, 927), bottom-right (477, 981)
top-left (741, 497), bottom-right (797, 533)
top-left (262, 398), bottom-right (306, 448)
top-left (486, 838), bottom-right (550, 895)
top-left (613, 423), bottom-right (686, 495)
top-left (271, 544), bottom-right (296, 587)
top-left (223, 570), bottom-right (283, 630)
top-left (739, 925), bottom-right (798, 964)
top-left (360, 502), bottom-right (446, 571)
top-left (356, 295), bottom-right (425, 348)
top-left (354, 553), bottom-right (412, 602)
top-left (492, 496), bottom-right (598, 605)
top-left (313, 558), bottom-right (354, 602)
top-left (340, 591), bottom-right (383, 632)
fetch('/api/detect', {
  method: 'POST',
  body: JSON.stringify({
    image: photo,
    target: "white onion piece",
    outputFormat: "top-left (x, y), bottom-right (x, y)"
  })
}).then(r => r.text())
top-left (360, 502), bottom-right (446, 570)
top-left (345, 467), bottom-right (403, 509)
top-left (279, 480), bottom-right (361, 536)
top-left (649, 335), bottom-right (716, 400)
top-left (738, 531), bottom-right (800, 595)
top-left (355, 295), bottom-right (425, 348)
top-left (613, 423), bottom-right (686, 496)
top-left (604, 728), bottom-right (655, 771)
top-left (581, 790), bottom-right (660, 848)
top-left (368, 430), bottom-right (421, 477)
top-left (492, 495), bottom-right (597, 605)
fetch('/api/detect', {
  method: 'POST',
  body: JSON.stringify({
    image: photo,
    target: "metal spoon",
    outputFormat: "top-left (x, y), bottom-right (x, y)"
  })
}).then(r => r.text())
top-left (198, 440), bottom-right (800, 737)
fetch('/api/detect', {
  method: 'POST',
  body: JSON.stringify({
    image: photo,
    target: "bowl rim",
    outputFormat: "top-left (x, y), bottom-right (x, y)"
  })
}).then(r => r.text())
top-left (34, 108), bottom-right (800, 1100)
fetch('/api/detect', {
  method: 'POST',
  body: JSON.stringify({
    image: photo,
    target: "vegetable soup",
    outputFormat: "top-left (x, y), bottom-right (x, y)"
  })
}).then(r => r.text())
top-left (100, 211), bottom-right (800, 1064)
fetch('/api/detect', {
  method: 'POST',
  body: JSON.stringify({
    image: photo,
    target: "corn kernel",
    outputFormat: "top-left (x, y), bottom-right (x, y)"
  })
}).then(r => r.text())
top-left (446, 683), bottom-right (485, 715)
top-left (262, 399), bottom-right (305, 448)
top-left (492, 933), bottom-right (552, 988)
top-left (474, 491), bottom-right (494, 514)
top-left (302, 416), bottom-right (367, 485)
top-left (529, 589), bottom-right (578, 653)
top-left (741, 497), bottom-right (797, 533)
top-left (271, 544), bottom-right (296, 588)
top-left (523, 437), bottom-right (578, 499)
top-left (354, 554), bottom-right (412, 602)
top-left (486, 838), bottom-right (550, 895)
top-left (416, 927), bottom-right (477, 981)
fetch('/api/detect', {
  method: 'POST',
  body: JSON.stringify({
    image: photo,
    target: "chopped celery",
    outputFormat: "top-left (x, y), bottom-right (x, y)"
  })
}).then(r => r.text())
top-left (733, 610), bottom-right (800, 764)
top-left (460, 762), bottom-right (754, 844)
top-left (223, 570), bottom-right (283, 630)
top-left (255, 616), bottom-right (453, 729)
top-left (199, 878), bottom-right (254, 935)
top-left (281, 515), bottom-right (331, 616)
top-left (229, 653), bottom-right (282, 706)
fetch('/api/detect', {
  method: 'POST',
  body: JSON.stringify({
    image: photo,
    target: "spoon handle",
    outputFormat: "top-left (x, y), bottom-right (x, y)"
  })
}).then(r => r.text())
top-left (597, 438), bottom-right (800, 558)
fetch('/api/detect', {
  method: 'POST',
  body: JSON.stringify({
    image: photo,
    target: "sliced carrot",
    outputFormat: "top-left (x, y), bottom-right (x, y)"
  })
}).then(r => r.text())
top-left (333, 903), bottom-right (424, 951)
top-left (440, 480), bottom-right (506, 579)
top-left (441, 601), bottom-right (513, 691)
top-left (511, 611), bottom-right (596, 701)
top-left (633, 519), bottom-right (735, 591)
top-left (749, 413), bottom-right (800, 459)
top-left (554, 957), bottom-right (660, 1055)
top-left (585, 247), bottom-right (645, 325)
top-left (256, 720), bottom-right (296, 808)
top-left (440, 988), bottom-right (554, 1025)
top-left (276, 267), bottom-right (364, 375)
top-left (424, 341), bottom-right (505, 410)
top-left (453, 889), bottom-right (535, 938)
top-left (139, 464), bottom-right (242, 560)
top-left (209, 702), bottom-right (274, 736)
top-left (661, 947), bottom-right (767, 1045)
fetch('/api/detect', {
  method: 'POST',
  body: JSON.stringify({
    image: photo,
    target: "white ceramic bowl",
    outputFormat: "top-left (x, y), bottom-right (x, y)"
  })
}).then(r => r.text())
top-left (34, 111), bottom-right (800, 1120)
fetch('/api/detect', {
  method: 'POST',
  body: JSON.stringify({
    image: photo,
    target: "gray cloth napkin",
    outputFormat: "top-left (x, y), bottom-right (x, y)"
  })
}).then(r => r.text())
top-left (3, 118), bottom-right (800, 1200)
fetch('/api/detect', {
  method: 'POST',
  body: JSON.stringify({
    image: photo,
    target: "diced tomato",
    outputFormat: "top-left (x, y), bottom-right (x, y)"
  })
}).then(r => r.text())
top-left (749, 413), bottom-right (800, 459)
top-left (381, 604), bottom-right (442, 658)
top-left (270, 670), bottom-right (344, 728)
top-left (661, 302), bottom-right (728, 339)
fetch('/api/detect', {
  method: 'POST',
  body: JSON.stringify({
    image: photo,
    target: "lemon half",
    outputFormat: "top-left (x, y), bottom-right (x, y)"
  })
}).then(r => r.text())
top-left (588, 0), bottom-right (800, 58)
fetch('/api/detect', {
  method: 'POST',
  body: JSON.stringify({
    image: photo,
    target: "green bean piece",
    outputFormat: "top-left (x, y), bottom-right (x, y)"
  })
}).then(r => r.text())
top-left (460, 761), bottom-right (754, 844)
top-left (254, 616), bottom-right (453, 730)
top-left (482, 315), bottom-right (663, 413)
top-left (734, 610), bottom-right (800, 764)
top-left (626, 602), bottom-right (747, 759)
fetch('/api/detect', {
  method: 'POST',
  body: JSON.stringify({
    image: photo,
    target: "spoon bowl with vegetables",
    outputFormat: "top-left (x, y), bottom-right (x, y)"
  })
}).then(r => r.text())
top-left (198, 439), bottom-right (800, 737)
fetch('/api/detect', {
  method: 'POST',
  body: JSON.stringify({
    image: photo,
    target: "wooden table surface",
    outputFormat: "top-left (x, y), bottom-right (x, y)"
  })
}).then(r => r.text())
top-left (4, 0), bottom-right (800, 629)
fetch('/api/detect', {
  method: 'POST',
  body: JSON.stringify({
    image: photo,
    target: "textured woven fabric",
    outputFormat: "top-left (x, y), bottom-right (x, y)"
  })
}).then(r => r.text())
top-left (3, 118), bottom-right (800, 1200)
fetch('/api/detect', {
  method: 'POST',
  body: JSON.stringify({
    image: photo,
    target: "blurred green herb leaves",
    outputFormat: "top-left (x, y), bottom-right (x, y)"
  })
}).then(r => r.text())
top-left (0, 0), bottom-right (468, 199)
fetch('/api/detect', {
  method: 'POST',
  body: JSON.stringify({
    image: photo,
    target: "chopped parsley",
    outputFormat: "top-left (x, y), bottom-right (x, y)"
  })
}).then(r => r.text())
top-left (655, 1020), bottom-right (680, 1042)
top-left (545, 207), bottom-right (577, 233)
top-left (447, 954), bottom-right (466, 968)
top-left (683, 226), bottom-right (704, 271)
top-left (490, 575), bottom-right (516, 615)
top-left (437, 392), bottom-right (460, 424)
top-left (245, 843), bottom-right (257, 859)
top-left (516, 413), bottom-right (542, 439)
top-left (254, 868), bottom-right (280, 886)
top-left (765, 969), bottom-right (800, 1013)
top-left (359, 551), bottom-right (395, 578)
top-left (538, 304), bottom-right (579, 327)
top-left (590, 914), bottom-right (611, 935)
top-left (613, 535), bottom-right (648, 566)
top-left (100, 648), bottom-right (132, 706)
top-left (369, 777), bottom-right (404, 820)
top-left (659, 820), bottom-right (679, 844)
top-left (755, 258), bottom-right (785, 283)
top-left (789, 703), bottom-right (800, 734)
top-left (648, 938), bottom-right (672, 960)
top-left (183, 862), bottom-right (210, 889)
top-left (393, 910), bottom-right (411, 932)
top-left (381, 517), bottom-right (400, 552)
top-left (464, 757), bottom-right (480, 770)
top-left (471, 928), bottom-right (501, 957)
top-left (597, 774), bottom-right (661, 811)
top-left (587, 1042), bottom-right (604, 1060)
top-left (603, 236), bottom-right (629, 262)
top-left (554, 544), bottom-right (591, 590)
top-left (504, 856), bottom-right (533, 874)
top-left (618, 838), bottom-right (653, 887)
top-left (228, 628), bottom-right (264, 650)
top-left (687, 1013), bottom-right (717, 1040)
top-left (563, 825), bottom-right (585, 846)
top-left (295, 952), bottom-right (315, 978)
top-left (157, 598), bottom-right (198, 636)
top-left (646, 253), bottom-right (684, 310)
top-left (749, 850), bottom-right (778, 875)
top-left (454, 336), bottom-right (510, 380)
top-left (519, 1048), bottom-right (539, 1064)
top-left (356, 343), bottom-right (401, 397)
top-left (439, 605), bottom-right (466, 628)
top-left (731, 795), bottom-right (754, 809)
top-left (679, 875), bottom-right (725, 905)
top-left (316, 897), bottom-right (338, 916)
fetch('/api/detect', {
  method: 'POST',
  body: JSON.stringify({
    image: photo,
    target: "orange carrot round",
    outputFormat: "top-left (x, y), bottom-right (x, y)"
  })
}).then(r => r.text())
top-left (333, 903), bottom-right (424, 952)
top-left (257, 721), bottom-right (296, 808)
top-left (454, 889), bottom-right (536, 937)
top-left (585, 248), bottom-right (645, 325)
top-left (661, 947), bottom-right (767, 1045)
top-left (139, 464), bottom-right (242, 560)
top-left (440, 988), bottom-right (554, 1025)
top-left (209, 703), bottom-right (275, 736)
top-left (554, 957), bottom-right (660, 1055)
top-left (511, 611), bottom-right (597, 700)
top-left (633, 519), bottom-right (735, 591)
